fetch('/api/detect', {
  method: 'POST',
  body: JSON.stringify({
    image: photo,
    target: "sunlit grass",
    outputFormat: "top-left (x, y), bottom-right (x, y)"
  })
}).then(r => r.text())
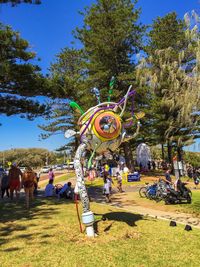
top-left (0, 197), bottom-right (200, 267)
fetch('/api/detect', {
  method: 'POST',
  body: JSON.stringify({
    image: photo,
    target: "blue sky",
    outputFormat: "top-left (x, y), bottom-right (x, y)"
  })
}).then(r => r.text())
top-left (0, 0), bottom-right (200, 152)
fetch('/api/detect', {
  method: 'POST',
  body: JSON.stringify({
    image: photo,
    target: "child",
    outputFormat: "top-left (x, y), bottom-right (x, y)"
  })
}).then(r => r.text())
top-left (116, 172), bottom-right (123, 193)
top-left (104, 177), bottom-right (111, 203)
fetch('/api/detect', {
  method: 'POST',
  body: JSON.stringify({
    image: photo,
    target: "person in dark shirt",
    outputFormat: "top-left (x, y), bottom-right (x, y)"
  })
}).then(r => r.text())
top-left (165, 169), bottom-right (172, 184)
top-left (1, 174), bottom-right (9, 198)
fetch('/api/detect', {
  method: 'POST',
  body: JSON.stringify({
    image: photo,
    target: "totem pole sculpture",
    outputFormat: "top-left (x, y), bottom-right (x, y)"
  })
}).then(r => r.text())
top-left (65, 81), bottom-right (144, 237)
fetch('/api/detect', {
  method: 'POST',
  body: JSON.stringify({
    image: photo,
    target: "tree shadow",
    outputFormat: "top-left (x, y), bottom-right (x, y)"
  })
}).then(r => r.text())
top-left (0, 193), bottom-right (73, 246)
top-left (94, 211), bottom-right (144, 234)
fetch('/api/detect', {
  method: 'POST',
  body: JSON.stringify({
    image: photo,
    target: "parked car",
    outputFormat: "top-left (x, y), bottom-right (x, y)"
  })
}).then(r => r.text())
top-left (62, 164), bottom-right (68, 169)
top-left (68, 162), bottom-right (74, 170)
top-left (40, 166), bottom-right (50, 173)
top-left (56, 165), bottom-right (63, 170)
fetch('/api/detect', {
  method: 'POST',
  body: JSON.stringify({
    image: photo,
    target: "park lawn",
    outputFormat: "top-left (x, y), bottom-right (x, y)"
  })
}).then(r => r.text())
top-left (39, 172), bottom-right (76, 188)
top-left (0, 198), bottom-right (200, 267)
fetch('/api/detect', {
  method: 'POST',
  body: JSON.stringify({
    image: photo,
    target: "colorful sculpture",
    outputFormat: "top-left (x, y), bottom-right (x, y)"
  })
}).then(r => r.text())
top-left (66, 82), bottom-right (144, 237)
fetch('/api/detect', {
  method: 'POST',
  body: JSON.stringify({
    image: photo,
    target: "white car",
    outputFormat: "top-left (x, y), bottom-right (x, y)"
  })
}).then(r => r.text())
top-left (68, 162), bottom-right (74, 170)
top-left (40, 166), bottom-right (50, 173)
top-left (56, 165), bottom-right (63, 170)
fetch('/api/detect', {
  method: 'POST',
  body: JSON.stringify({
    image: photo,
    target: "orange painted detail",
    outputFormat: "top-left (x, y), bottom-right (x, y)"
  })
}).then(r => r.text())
top-left (94, 112), bottom-right (121, 139)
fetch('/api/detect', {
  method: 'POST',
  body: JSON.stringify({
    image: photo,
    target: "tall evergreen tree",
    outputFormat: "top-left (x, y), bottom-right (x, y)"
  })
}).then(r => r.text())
top-left (45, 0), bottom-right (145, 168)
top-left (75, 0), bottom-right (145, 168)
top-left (137, 12), bottom-right (200, 163)
top-left (0, 23), bottom-right (49, 119)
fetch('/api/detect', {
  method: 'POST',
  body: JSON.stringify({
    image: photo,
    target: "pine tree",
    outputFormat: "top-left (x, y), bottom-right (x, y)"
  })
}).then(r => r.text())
top-left (0, 23), bottom-right (49, 119)
top-left (45, 0), bottom-right (145, 168)
top-left (137, 12), bottom-right (200, 163)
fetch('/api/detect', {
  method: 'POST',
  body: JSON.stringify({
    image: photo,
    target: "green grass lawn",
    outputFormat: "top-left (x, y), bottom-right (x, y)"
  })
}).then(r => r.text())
top-left (39, 172), bottom-right (76, 188)
top-left (0, 197), bottom-right (200, 267)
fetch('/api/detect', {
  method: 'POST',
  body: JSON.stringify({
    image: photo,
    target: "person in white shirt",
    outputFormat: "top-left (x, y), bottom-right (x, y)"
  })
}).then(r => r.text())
top-left (44, 180), bottom-right (54, 197)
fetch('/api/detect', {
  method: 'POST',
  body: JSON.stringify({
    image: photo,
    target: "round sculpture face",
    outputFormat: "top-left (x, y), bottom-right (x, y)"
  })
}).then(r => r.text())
top-left (99, 115), bottom-right (117, 133)
top-left (93, 111), bottom-right (121, 140)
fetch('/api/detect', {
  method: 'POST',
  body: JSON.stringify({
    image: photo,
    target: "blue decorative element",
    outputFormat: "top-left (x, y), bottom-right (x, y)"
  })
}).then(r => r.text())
top-left (91, 87), bottom-right (101, 104)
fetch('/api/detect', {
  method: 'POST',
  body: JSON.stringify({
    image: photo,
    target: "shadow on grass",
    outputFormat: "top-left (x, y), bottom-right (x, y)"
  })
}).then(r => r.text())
top-left (94, 211), bottom-right (144, 233)
top-left (0, 194), bottom-right (73, 248)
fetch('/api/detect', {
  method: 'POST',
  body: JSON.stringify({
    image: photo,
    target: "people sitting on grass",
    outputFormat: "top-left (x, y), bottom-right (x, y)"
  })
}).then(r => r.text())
top-left (44, 180), bottom-right (54, 197)
top-left (57, 182), bottom-right (73, 199)
top-left (22, 167), bottom-right (37, 209)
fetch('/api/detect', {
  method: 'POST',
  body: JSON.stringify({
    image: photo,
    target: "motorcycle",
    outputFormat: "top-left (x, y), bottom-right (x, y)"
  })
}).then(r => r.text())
top-left (163, 180), bottom-right (192, 204)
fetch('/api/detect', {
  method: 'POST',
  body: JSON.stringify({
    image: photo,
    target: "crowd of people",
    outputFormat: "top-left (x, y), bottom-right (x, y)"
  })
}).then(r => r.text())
top-left (1, 159), bottom-right (199, 209)
top-left (0, 164), bottom-right (74, 209)
top-left (0, 163), bottom-right (39, 208)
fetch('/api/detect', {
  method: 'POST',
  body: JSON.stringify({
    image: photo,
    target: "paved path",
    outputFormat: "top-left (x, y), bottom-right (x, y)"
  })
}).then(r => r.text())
top-left (88, 185), bottom-right (200, 228)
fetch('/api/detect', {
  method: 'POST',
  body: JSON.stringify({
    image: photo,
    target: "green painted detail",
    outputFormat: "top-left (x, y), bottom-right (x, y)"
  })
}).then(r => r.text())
top-left (108, 76), bottom-right (116, 102)
top-left (69, 101), bottom-right (84, 115)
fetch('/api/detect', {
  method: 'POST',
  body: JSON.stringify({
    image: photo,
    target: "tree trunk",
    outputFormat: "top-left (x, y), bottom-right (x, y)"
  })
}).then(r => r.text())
top-left (167, 140), bottom-right (173, 165)
top-left (177, 146), bottom-right (183, 161)
top-left (122, 142), bottom-right (134, 171)
top-left (161, 144), bottom-right (165, 160)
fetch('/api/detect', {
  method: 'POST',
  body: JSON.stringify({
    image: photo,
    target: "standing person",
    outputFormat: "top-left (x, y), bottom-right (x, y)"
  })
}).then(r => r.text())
top-left (104, 176), bottom-right (111, 203)
top-left (116, 172), bottom-right (123, 193)
top-left (48, 168), bottom-right (55, 183)
top-left (1, 173), bottom-right (9, 199)
top-left (22, 167), bottom-right (37, 209)
top-left (152, 160), bottom-right (156, 170)
top-left (147, 161), bottom-right (151, 171)
top-left (107, 176), bottom-right (114, 194)
top-left (34, 171), bottom-right (40, 195)
top-left (165, 169), bottom-right (172, 184)
top-left (193, 169), bottom-right (200, 189)
top-left (187, 166), bottom-right (193, 180)
top-left (8, 163), bottom-right (23, 201)
top-left (123, 165), bottom-right (129, 180)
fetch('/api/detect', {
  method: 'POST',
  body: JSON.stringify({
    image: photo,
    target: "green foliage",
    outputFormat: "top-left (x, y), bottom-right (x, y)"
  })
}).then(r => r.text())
top-left (184, 151), bottom-right (200, 167)
top-left (137, 12), bottom-right (200, 161)
top-left (0, 148), bottom-right (56, 168)
top-left (47, 0), bottom-right (146, 160)
top-left (0, 22), bottom-right (49, 119)
top-left (75, 0), bottom-right (145, 100)
top-left (146, 12), bottom-right (187, 53)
